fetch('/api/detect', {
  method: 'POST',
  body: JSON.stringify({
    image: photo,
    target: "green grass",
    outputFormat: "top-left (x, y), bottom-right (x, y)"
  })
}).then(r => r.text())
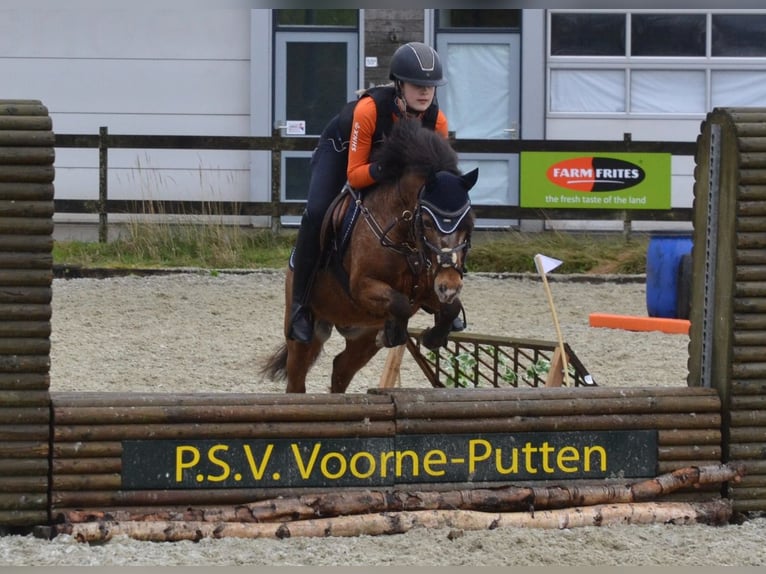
top-left (52, 223), bottom-right (652, 275)
top-left (54, 224), bottom-right (295, 270)
top-left (468, 230), bottom-right (650, 275)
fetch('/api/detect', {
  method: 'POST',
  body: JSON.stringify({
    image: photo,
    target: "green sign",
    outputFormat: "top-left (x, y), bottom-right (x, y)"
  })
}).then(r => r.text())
top-left (520, 151), bottom-right (671, 209)
top-left (122, 430), bottom-right (657, 489)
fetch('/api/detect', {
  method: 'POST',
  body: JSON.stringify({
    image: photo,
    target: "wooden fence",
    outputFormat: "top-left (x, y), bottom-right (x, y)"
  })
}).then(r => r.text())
top-left (53, 129), bottom-right (697, 241)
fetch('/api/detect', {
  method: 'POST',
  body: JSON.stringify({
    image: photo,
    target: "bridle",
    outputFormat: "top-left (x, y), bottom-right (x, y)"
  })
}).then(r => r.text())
top-left (348, 183), bottom-right (472, 279)
top-left (419, 223), bottom-right (471, 274)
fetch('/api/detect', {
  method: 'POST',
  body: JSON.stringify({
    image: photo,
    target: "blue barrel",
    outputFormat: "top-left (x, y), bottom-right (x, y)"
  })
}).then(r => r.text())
top-left (646, 235), bottom-right (693, 318)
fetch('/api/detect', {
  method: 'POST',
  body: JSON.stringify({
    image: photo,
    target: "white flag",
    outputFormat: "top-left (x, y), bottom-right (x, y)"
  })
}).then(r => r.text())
top-left (534, 253), bottom-right (563, 275)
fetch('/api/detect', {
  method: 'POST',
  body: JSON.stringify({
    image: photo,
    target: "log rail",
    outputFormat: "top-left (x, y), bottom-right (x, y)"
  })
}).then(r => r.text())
top-left (47, 386), bottom-right (723, 521)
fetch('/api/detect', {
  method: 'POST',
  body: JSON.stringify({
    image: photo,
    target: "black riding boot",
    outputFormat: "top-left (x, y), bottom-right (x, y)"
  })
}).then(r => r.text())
top-left (287, 214), bottom-right (321, 343)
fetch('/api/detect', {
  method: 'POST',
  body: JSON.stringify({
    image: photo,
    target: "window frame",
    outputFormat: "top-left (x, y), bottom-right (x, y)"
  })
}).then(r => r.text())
top-left (273, 9), bottom-right (358, 31)
top-left (435, 9), bottom-right (522, 32)
top-left (547, 9), bottom-right (766, 119)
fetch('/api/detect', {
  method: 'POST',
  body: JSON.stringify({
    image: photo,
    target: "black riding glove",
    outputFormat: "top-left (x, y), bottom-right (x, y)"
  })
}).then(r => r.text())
top-left (369, 162), bottom-right (384, 182)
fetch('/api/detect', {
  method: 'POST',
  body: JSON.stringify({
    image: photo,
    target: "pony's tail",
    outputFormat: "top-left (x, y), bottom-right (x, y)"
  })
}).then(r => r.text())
top-left (260, 343), bottom-right (288, 382)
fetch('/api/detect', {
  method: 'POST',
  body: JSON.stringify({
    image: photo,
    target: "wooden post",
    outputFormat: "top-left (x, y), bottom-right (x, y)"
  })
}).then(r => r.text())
top-left (544, 346), bottom-right (566, 387)
top-left (270, 128), bottom-right (282, 235)
top-left (0, 99), bottom-right (54, 528)
top-left (98, 126), bottom-right (108, 243)
top-left (378, 345), bottom-right (406, 388)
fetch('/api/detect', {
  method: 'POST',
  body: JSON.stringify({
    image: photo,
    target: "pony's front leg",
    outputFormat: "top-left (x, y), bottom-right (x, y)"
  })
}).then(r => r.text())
top-left (354, 278), bottom-right (412, 347)
top-left (380, 289), bottom-right (411, 347)
top-left (421, 298), bottom-right (462, 350)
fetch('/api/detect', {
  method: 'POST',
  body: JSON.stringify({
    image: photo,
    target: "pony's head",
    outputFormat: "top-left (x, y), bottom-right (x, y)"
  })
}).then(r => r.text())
top-left (417, 167), bottom-right (478, 304)
top-left (371, 118), bottom-right (479, 305)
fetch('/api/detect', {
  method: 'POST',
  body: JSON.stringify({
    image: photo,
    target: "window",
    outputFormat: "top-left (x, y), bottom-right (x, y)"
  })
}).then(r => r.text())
top-left (550, 13), bottom-right (624, 56)
top-left (549, 10), bottom-right (766, 116)
top-left (712, 14), bottom-right (766, 57)
top-left (437, 9), bottom-right (521, 30)
top-left (283, 156), bottom-right (312, 201)
top-left (550, 70), bottom-right (624, 112)
top-left (275, 10), bottom-right (357, 28)
top-left (712, 71), bottom-right (766, 107)
top-left (631, 70), bottom-right (706, 113)
top-left (631, 14), bottom-right (705, 57)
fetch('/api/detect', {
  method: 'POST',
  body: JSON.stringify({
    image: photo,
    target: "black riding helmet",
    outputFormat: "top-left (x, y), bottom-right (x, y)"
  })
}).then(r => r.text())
top-left (388, 42), bottom-right (447, 87)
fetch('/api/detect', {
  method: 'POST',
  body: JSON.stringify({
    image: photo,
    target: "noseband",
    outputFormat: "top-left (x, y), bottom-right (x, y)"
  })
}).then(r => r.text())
top-left (420, 232), bottom-right (470, 273)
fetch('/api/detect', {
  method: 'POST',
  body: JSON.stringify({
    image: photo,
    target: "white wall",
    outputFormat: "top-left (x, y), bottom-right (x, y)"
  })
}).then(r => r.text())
top-left (0, 8), bottom-right (262, 221)
top-left (2, 6), bottom-right (701, 234)
top-left (249, 9), bottom-right (273, 227)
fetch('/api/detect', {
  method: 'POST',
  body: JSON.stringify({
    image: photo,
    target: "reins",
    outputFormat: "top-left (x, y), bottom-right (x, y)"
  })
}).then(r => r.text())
top-left (349, 184), bottom-right (420, 259)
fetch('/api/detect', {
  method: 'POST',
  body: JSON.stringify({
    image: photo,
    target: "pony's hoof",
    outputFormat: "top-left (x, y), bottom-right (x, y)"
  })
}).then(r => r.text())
top-left (421, 327), bottom-right (448, 350)
top-left (383, 319), bottom-right (408, 347)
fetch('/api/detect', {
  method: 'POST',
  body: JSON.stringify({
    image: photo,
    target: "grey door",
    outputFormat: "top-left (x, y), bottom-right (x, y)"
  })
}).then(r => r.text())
top-left (274, 31), bottom-right (358, 220)
top-left (437, 32), bottom-right (521, 227)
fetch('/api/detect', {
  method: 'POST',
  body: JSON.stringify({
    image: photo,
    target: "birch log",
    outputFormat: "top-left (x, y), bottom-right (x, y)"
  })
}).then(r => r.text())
top-left (61, 500), bottom-right (733, 543)
top-left (58, 463), bottom-right (743, 526)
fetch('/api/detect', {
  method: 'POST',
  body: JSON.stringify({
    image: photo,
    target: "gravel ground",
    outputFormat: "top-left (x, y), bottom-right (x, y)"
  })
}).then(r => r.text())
top-left (2, 270), bottom-right (764, 566)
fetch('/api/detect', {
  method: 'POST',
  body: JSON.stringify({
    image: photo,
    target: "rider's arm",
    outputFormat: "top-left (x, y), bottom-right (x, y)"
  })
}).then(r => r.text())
top-left (347, 97), bottom-right (380, 190)
top-left (347, 99), bottom-right (450, 189)
top-left (435, 110), bottom-right (449, 138)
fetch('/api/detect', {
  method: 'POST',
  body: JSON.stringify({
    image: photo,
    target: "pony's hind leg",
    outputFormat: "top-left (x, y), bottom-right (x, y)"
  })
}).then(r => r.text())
top-left (330, 330), bottom-right (382, 393)
top-left (285, 338), bottom-right (324, 393)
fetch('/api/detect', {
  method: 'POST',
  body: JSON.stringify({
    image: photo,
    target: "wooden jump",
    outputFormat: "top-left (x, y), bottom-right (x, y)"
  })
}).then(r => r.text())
top-left (45, 386), bottom-right (723, 523)
top-left (689, 107), bottom-right (766, 511)
top-left (0, 99), bottom-right (54, 528)
top-left (0, 102), bottom-right (764, 534)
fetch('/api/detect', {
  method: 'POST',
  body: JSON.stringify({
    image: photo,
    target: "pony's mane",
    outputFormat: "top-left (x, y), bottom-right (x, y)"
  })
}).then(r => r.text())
top-left (372, 118), bottom-right (459, 184)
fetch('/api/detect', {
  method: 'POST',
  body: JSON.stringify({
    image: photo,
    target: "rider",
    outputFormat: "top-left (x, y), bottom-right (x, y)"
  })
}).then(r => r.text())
top-left (288, 41), bottom-right (458, 343)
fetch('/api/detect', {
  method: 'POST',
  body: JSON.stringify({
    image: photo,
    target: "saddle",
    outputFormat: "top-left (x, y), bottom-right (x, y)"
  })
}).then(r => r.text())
top-left (318, 183), bottom-right (361, 293)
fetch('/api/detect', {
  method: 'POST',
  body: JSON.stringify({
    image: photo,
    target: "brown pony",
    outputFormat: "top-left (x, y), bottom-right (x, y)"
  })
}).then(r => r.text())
top-left (261, 118), bottom-right (478, 393)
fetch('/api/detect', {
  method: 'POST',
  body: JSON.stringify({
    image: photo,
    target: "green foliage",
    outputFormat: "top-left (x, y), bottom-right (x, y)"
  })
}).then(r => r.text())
top-left (467, 230), bottom-right (650, 275)
top-left (53, 225), bottom-right (650, 275)
top-left (53, 225), bottom-right (295, 270)
top-left (426, 345), bottom-right (553, 388)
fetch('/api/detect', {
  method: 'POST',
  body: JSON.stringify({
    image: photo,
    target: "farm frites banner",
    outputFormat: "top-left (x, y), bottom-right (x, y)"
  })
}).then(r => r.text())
top-left (520, 152), bottom-right (671, 209)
